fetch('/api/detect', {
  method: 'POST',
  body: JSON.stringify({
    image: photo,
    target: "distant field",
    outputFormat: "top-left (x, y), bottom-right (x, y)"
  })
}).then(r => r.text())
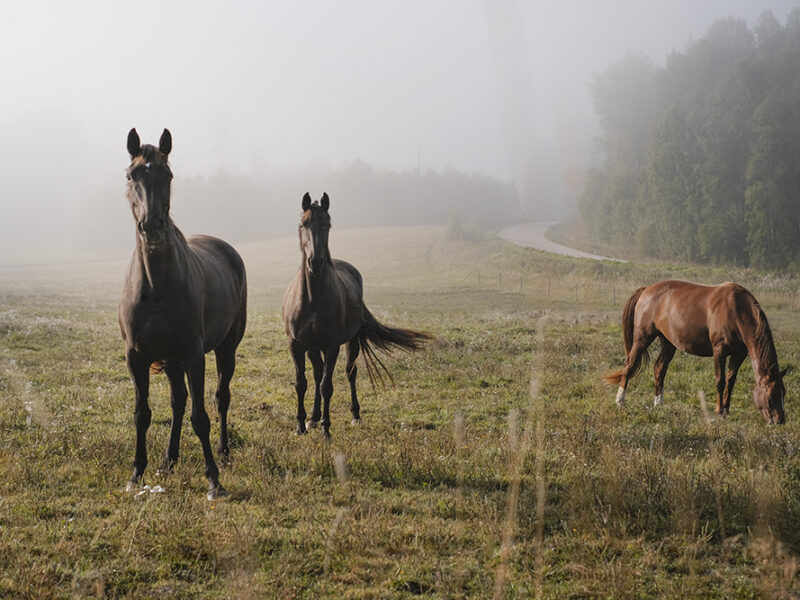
top-left (1, 226), bottom-right (800, 598)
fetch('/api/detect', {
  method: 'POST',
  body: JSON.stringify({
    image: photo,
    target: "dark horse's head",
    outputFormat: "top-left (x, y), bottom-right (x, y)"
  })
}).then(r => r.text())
top-left (299, 192), bottom-right (331, 275)
top-left (126, 128), bottom-right (174, 248)
top-left (753, 366), bottom-right (788, 425)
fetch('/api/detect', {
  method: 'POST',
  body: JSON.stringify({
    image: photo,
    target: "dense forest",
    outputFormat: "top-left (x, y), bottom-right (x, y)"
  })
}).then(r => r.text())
top-left (579, 10), bottom-right (800, 269)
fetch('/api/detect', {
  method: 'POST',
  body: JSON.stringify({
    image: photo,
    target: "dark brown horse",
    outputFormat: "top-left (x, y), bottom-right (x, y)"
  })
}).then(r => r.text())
top-left (605, 280), bottom-right (786, 424)
top-left (282, 193), bottom-right (429, 438)
top-left (119, 128), bottom-right (247, 500)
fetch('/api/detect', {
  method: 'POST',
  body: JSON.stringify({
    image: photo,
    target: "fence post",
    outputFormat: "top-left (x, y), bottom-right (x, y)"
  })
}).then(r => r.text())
top-left (547, 278), bottom-right (551, 297)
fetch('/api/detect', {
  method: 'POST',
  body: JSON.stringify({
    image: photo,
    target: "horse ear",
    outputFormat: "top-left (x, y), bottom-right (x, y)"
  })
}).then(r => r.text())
top-left (302, 193), bottom-right (311, 211)
top-left (159, 129), bottom-right (172, 156)
top-left (127, 128), bottom-right (141, 157)
top-left (781, 365), bottom-right (791, 378)
top-left (321, 192), bottom-right (329, 211)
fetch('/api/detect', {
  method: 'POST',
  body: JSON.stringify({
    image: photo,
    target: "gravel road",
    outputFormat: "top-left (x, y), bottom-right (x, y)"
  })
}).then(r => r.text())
top-left (498, 221), bottom-right (626, 263)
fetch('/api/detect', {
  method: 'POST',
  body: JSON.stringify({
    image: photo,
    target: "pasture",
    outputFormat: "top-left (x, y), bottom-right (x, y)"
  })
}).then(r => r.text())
top-left (2, 226), bottom-right (800, 598)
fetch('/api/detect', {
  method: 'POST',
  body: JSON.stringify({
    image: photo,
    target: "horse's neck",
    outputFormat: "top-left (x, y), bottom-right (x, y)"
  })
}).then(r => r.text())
top-left (744, 312), bottom-right (778, 383)
top-left (748, 350), bottom-right (768, 383)
top-left (135, 224), bottom-right (188, 292)
top-left (301, 261), bottom-right (333, 306)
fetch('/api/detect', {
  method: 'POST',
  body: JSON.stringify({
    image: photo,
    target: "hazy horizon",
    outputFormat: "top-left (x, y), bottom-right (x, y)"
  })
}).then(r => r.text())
top-left (1, 0), bottom-right (797, 265)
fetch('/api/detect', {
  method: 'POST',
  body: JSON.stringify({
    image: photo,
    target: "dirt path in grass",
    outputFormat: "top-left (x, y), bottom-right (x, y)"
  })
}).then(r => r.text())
top-left (498, 221), bottom-right (626, 263)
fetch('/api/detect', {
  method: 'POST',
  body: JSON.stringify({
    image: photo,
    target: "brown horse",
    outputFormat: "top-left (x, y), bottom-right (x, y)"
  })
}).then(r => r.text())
top-left (119, 128), bottom-right (247, 500)
top-left (282, 193), bottom-right (430, 438)
top-left (605, 280), bottom-right (786, 424)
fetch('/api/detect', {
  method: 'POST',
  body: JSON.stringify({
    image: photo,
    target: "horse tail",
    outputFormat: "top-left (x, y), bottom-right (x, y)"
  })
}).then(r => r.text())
top-left (150, 361), bottom-right (165, 375)
top-left (356, 306), bottom-right (431, 388)
top-left (604, 286), bottom-right (647, 385)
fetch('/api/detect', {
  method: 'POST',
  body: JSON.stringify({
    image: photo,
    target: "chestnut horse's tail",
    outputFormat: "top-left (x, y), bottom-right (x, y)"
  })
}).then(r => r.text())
top-left (604, 286), bottom-right (648, 385)
top-left (356, 306), bottom-right (431, 387)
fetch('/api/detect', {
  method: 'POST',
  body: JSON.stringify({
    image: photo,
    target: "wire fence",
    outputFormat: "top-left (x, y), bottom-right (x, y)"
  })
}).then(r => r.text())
top-left (453, 267), bottom-right (800, 312)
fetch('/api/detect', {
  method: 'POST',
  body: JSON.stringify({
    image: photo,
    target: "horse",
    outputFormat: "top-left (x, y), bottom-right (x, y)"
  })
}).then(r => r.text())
top-left (605, 280), bottom-right (786, 424)
top-left (282, 192), bottom-right (430, 438)
top-left (119, 128), bottom-right (247, 500)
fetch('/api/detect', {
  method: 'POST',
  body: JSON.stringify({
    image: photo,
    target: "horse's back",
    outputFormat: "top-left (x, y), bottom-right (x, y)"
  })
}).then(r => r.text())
top-left (187, 235), bottom-right (246, 284)
top-left (332, 258), bottom-right (363, 293)
top-left (640, 280), bottom-right (722, 313)
top-left (187, 234), bottom-right (247, 349)
top-left (639, 280), bottom-right (752, 356)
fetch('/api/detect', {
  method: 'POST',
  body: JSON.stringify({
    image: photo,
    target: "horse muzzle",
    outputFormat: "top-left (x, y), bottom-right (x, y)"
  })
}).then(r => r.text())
top-left (764, 408), bottom-right (785, 425)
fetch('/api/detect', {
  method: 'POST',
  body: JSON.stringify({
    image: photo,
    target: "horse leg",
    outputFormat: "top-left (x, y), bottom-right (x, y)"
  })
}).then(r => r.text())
top-left (722, 348), bottom-right (747, 415)
top-left (186, 348), bottom-right (224, 500)
top-left (291, 340), bottom-right (308, 435)
top-left (321, 345), bottom-right (341, 439)
top-left (616, 332), bottom-right (655, 407)
top-left (159, 361), bottom-right (187, 474)
top-left (653, 337), bottom-right (676, 407)
top-left (346, 339), bottom-right (361, 423)
top-left (213, 343), bottom-right (236, 464)
top-left (712, 348), bottom-right (728, 416)
top-left (307, 348), bottom-right (324, 429)
top-left (125, 349), bottom-right (151, 492)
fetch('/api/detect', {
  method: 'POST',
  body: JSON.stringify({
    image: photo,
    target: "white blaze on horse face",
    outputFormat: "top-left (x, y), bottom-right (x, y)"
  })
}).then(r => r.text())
top-left (654, 393), bottom-right (663, 406)
top-left (615, 387), bottom-right (625, 407)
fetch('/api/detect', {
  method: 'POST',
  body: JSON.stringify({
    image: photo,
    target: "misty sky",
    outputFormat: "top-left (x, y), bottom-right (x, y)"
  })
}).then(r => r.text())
top-left (1, 0), bottom-right (797, 264)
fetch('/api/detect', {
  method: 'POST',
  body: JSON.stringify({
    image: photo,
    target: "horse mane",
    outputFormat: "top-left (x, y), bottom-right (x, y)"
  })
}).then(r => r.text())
top-left (751, 298), bottom-right (780, 377)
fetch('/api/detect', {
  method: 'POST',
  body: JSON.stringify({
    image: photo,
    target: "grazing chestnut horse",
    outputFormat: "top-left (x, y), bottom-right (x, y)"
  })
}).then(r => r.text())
top-left (282, 193), bottom-right (430, 438)
top-left (119, 128), bottom-right (247, 499)
top-left (605, 280), bottom-right (786, 424)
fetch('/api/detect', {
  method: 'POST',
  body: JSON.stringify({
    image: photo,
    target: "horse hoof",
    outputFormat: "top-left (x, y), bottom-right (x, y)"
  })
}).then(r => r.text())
top-left (653, 394), bottom-right (664, 407)
top-left (295, 426), bottom-right (307, 435)
top-left (322, 430), bottom-right (332, 440)
top-left (125, 480), bottom-right (138, 493)
top-left (156, 460), bottom-right (176, 477)
top-left (351, 418), bottom-right (361, 426)
top-left (306, 420), bottom-right (319, 430)
top-left (207, 485), bottom-right (228, 501)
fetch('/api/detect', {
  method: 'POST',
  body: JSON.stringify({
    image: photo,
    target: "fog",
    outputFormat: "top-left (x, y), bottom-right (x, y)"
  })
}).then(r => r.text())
top-left (0, 0), bottom-right (795, 265)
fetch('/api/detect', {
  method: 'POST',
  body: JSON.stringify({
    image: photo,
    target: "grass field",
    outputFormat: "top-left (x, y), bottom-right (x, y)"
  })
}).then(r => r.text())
top-left (2, 226), bottom-right (800, 598)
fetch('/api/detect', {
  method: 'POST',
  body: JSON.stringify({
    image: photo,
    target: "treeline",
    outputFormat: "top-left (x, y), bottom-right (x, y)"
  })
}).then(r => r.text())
top-left (171, 161), bottom-right (520, 246)
top-left (90, 162), bottom-right (520, 262)
top-left (579, 10), bottom-right (800, 269)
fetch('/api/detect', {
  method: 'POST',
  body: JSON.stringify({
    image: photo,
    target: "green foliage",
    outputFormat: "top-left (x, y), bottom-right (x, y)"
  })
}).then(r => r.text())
top-left (580, 10), bottom-right (800, 270)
